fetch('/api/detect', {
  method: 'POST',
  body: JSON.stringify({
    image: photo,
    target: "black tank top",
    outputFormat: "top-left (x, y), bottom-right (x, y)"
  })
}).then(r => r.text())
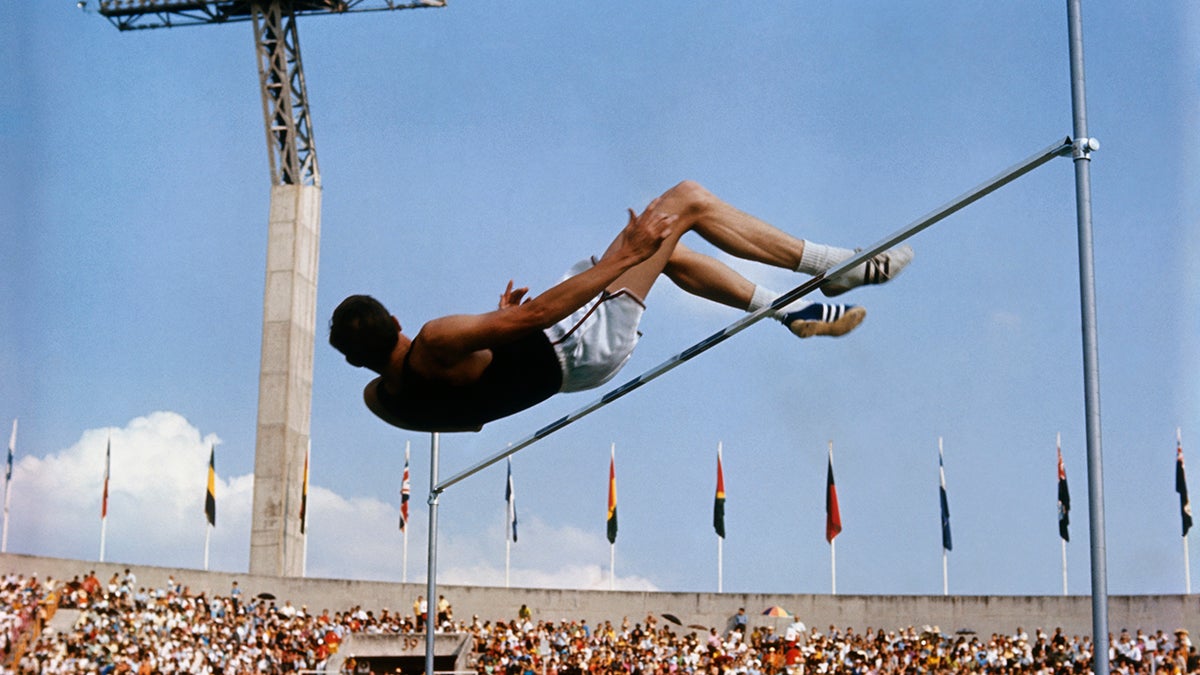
top-left (375, 331), bottom-right (564, 432)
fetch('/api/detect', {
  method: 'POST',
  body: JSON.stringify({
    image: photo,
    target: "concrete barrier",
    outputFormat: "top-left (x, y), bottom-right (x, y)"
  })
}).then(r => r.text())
top-left (4, 552), bottom-right (1196, 638)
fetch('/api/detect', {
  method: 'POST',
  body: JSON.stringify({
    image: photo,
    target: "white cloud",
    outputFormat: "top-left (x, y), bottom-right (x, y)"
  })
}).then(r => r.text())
top-left (10, 411), bottom-right (243, 571)
top-left (438, 515), bottom-right (659, 591)
top-left (8, 412), bottom-right (656, 591)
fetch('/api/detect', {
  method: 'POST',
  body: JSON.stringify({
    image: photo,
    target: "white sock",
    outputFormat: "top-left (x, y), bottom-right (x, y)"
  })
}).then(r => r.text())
top-left (796, 241), bottom-right (854, 275)
top-left (747, 285), bottom-right (810, 322)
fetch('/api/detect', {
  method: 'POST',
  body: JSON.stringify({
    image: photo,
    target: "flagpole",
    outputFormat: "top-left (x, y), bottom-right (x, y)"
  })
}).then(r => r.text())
top-left (1182, 428), bottom-right (1191, 595)
top-left (941, 549), bottom-right (947, 596)
top-left (302, 439), bottom-right (310, 578)
top-left (100, 435), bottom-right (110, 563)
top-left (505, 454), bottom-right (514, 589)
top-left (403, 440), bottom-right (410, 584)
top-left (204, 443), bottom-right (216, 571)
top-left (830, 538), bottom-right (837, 596)
top-left (608, 443), bottom-right (617, 591)
top-left (1185, 536), bottom-right (1191, 595)
top-left (1058, 433), bottom-right (1067, 596)
top-left (610, 542), bottom-right (615, 591)
top-left (716, 537), bottom-right (723, 594)
top-left (717, 441), bottom-right (724, 594)
top-left (826, 440), bottom-right (840, 596)
top-left (829, 441), bottom-right (836, 596)
top-left (1062, 539), bottom-right (1069, 596)
top-left (940, 437), bottom-right (948, 596)
top-left (3, 419), bottom-right (15, 553)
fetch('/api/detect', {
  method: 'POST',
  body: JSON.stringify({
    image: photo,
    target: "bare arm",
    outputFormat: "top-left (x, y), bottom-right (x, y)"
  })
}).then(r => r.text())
top-left (416, 205), bottom-right (676, 368)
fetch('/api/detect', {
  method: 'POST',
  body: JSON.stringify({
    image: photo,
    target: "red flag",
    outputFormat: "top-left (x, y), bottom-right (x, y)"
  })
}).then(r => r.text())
top-left (825, 445), bottom-right (842, 543)
top-left (606, 449), bottom-right (618, 544)
top-left (713, 450), bottom-right (726, 539)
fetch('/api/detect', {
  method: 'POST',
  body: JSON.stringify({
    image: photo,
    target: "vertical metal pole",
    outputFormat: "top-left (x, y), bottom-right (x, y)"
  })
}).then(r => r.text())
top-left (425, 432), bottom-right (440, 675)
top-left (1185, 536), bottom-right (1192, 595)
top-left (1065, 2), bottom-right (1109, 674)
top-left (830, 539), bottom-right (836, 596)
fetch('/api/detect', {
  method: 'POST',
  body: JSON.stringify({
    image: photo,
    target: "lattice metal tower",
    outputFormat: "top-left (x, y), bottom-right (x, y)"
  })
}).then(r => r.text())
top-left (96, 0), bottom-right (444, 577)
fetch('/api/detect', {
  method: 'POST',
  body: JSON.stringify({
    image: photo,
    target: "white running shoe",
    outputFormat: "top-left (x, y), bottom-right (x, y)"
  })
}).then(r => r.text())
top-left (820, 244), bottom-right (914, 297)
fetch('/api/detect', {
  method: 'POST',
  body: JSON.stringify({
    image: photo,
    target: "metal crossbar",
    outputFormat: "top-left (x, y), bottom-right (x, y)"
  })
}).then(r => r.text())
top-left (434, 136), bottom-right (1074, 494)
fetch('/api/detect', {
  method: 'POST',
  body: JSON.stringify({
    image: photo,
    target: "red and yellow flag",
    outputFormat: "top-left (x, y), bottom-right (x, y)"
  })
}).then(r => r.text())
top-left (606, 448), bottom-right (618, 544)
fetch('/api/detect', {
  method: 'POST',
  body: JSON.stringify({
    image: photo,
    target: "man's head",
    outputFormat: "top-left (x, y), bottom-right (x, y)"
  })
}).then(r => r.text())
top-left (329, 295), bottom-right (400, 372)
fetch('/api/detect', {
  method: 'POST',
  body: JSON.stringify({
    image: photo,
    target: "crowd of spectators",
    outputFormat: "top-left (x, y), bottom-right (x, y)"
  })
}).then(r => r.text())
top-left (0, 573), bottom-right (54, 667)
top-left (467, 615), bottom-right (1197, 675)
top-left (0, 570), bottom-right (1195, 675)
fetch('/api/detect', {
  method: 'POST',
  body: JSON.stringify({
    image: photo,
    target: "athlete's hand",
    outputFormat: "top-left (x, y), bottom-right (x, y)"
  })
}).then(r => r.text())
top-left (498, 280), bottom-right (529, 309)
top-left (617, 197), bottom-right (677, 264)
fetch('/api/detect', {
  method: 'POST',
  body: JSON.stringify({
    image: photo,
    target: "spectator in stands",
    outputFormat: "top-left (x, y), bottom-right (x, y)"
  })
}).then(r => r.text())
top-left (414, 594), bottom-right (428, 632)
top-left (6, 566), bottom-right (1196, 675)
top-left (229, 579), bottom-right (242, 611)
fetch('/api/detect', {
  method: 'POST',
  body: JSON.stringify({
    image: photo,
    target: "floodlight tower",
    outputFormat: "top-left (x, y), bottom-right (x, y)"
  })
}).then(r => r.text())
top-left (96, 0), bottom-right (445, 577)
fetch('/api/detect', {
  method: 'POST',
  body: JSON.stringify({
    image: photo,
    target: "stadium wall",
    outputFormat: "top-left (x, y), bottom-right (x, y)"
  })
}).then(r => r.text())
top-left (4, 553), bottom-right (1196, 638)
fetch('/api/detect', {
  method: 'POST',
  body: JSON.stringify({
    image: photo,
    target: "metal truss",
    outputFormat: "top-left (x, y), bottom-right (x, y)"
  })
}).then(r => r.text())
top-left (253, 3), bottom-right (319, 187)
top-left (96, 0), bottom-right (444, 32)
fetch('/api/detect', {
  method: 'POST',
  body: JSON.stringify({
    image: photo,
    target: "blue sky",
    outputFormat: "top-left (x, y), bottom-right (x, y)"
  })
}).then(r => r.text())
top-left (1, 2), bottom-right (1197, 598)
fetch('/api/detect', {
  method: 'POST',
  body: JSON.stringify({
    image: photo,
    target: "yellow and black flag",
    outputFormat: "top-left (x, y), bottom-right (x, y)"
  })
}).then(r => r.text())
top-left (205, 445), bottom-right (216, 527)
top-left (300, 447), bottom-right (310, 535)
top-left (606, 449), bottom-right (618, 544)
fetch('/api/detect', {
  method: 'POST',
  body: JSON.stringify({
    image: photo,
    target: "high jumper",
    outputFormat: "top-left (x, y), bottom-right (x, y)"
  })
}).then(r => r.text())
top-left (329, 180), bottom-right (912, 433)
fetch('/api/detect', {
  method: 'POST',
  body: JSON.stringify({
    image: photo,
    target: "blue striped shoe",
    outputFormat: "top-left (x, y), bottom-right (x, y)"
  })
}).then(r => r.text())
top-left (781, 304), bottom-right (866, 338)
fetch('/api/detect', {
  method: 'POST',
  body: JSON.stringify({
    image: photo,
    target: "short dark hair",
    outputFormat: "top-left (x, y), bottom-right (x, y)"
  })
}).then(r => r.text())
top-left (329, 295), bottom-right (399, 372)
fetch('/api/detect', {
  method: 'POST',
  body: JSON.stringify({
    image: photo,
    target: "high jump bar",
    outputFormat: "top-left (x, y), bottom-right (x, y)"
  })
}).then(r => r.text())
top-left (434, 135), bottom-right (1075, 494)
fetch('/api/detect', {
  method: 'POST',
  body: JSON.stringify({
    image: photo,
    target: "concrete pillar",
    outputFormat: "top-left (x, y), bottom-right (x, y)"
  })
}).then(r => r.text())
top-left (249, 183), bottom-right (321, 577)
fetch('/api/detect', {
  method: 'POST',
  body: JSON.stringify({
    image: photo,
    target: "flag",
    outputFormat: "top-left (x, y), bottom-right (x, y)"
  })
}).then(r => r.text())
top-left (399, 449), bottom-right (411, 533)
top-left (5, 419), bottom-right (15, 486)
top-left (713, 450), bottom-right (726, 539)
top-left (825, 446), bottom-right (841, 543)
top-left (939, 444), bottom-right (952, 551)
top-left (205, 445), bottom-right (216, 527)
top-left (299, 447), bottom-right (310, 535)
top-left (1178, 429), bottom-right (1192, 537)
top-left (606, 450), bottom-right (618, 544)
top-left (1057, 439), bottom-right (1071, 542)
top-left (505, 458), bottom-right (518, 542)
top-left (101, 436), bottom-right (111, 520)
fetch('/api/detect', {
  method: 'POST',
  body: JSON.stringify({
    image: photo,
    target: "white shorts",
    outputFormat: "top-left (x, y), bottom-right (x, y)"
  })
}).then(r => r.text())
top-left (544, 258), bottom-right (646, 393)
